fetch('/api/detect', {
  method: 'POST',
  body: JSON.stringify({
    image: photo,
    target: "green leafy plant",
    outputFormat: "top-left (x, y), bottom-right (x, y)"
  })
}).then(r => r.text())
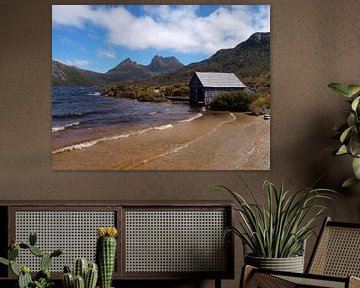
top-left (249, 91), bottom-right (270, 116)
top-left (223, 179), bottom-right (334, 258)
top-left (32, 278), bottom-right (54, 288)
top-left (328, 83), bottom-right (360, 187)
top-left (0, 232), bottom-right (63, 288)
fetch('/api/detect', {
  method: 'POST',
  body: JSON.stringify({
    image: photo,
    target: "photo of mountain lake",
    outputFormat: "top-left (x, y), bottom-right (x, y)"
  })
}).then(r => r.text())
top-left (52, 5), bottom-right (270, 170)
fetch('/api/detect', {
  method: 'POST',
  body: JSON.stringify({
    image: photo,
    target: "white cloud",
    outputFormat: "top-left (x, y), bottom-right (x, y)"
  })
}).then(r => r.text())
top-left (52, 5), bottom-right (270, 55)
top-left (52, 5), bottom-right (93, 28)
top-left (57, 59), bottom-right (90, 67)
top-left (97, 48), bottom-right (117, 58)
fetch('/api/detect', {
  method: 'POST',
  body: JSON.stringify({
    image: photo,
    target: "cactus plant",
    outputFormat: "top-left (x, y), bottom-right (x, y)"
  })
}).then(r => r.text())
top-left (9, 246), bottom-right (19, 260)
top-left (74, 258), bottom-right (88, 279)
top-left (19, 268), bottom-right (32, 288)
top-left (41, 254), bottom-right (52, 270)
top-left (63, 272), bottom-right (74, 288)
top-left (29, 246), bottom-right (44, 257)
top-left (35, 268), bottom-right (50, 282)
top-left (0, 232), bottom-right (63, 288)
top-left (85, 262), bottom-right (98, 288)
top-left (63, 259), bottom-right (98, 288)
top-left (96, 227), bottom-right (118, 288)
top-left (74, 275), bottom-right (85, 288)
top-left (29, 232), bottom-right (37, 246)
top-left (10, 260), bottom-right (21, 276)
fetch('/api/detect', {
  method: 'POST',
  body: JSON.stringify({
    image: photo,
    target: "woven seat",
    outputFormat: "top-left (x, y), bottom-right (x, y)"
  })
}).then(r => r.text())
top-left (241, 217), bottom-right (360, 288)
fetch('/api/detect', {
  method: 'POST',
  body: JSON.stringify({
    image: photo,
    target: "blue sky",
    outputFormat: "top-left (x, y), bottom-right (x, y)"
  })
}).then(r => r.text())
top-left (52, 5), bottom-right (270, 73)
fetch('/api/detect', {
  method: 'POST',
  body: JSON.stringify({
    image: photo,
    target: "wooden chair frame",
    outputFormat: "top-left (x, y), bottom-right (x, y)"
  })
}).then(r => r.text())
top-left (241, 217), bottom-right (360, 288)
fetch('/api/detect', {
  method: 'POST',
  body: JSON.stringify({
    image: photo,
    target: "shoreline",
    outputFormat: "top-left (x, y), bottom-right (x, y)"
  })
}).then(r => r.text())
top-left (52, 112), bottom-right (270, 170)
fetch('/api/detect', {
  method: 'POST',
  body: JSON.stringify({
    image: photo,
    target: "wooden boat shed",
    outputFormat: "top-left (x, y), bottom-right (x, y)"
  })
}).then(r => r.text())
top-left (189, 72), bottom-right (253, 106)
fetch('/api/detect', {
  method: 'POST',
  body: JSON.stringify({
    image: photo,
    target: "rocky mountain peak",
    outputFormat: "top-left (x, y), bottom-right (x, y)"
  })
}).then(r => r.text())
top-left (108, 57), bottom-right (142, 73)
top-left (249, 32), bottom-right (269, 42)
top-left (237, 32), bottom-right (270, 50)
top-left (148, 55), bottom-right (183, 73)
top-left (119, 57), bottom-right (137, 66)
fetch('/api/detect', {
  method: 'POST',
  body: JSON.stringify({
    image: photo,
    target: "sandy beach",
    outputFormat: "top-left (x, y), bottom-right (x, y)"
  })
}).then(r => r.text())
top-left (52, 112), bottom-right (270, 170)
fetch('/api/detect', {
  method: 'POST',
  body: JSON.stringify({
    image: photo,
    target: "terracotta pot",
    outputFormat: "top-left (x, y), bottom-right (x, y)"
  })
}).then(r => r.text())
top-left (245, 254), bottom-right (305, 273)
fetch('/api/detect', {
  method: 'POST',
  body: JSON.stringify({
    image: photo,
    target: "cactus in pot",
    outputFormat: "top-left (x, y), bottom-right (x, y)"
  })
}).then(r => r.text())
top-left (96, 227), bottom-right (118, 288)
top-left (62, 260), bottom-right (98, 288)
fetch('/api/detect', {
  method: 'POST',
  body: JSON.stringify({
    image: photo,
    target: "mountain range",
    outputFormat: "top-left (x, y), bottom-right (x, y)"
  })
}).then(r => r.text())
top-left (52, 32), bottom-right (270, 87)
top-left (52, 55), bottom-right (183, 86)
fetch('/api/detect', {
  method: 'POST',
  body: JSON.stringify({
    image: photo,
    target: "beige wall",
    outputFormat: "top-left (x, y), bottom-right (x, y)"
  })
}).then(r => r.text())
top-left (1, 0), bottom-right (360, 287)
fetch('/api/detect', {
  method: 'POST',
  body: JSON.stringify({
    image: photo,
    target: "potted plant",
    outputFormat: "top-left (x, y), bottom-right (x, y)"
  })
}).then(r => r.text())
top-left (223, 179), bottom-right (334, 273)
top-left (62, 258), bottom-right (98, 288)
top-left (328, 83), bottom-right (360, 187)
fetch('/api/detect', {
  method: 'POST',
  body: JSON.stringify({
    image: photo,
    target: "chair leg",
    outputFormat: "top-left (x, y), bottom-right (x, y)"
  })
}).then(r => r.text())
top-left (240, 265), bottom-right (255, 288)
top-left (349, 276), bottom-right (360, 288)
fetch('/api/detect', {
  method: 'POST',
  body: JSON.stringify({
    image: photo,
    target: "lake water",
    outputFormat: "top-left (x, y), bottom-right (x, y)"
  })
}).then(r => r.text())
top-left (52, 86), bottom-right (201, 152)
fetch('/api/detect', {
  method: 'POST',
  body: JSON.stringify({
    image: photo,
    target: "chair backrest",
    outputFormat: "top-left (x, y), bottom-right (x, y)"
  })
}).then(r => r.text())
top-left (307, 217), bottom-right (360, 277)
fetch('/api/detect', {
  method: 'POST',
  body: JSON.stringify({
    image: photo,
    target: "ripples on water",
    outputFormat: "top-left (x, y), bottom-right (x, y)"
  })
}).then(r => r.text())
top-left (52, 86), bottom-right (200, 151)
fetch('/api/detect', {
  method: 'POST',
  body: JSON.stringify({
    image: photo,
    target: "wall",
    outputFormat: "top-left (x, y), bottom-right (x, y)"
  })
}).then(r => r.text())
top-left (1, 0), bottom-right (360, 287)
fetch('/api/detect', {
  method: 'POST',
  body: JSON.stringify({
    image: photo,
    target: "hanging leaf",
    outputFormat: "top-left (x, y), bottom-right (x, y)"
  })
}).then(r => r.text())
top-left (340, 126), bottom-right (353, 143)
top-left (347, 114), bottom-right (356, 128)
top-left (342, 177), bottom-right (360, 188)
top-left (329, 82), bottom-right (360, 187)
top-left (351, 96), bottom-right (360, 111)
top-left (347, 85), bottom-right (360, 97)
top-left (328, 83), bottom-right (351, 97)
top-left (336, 145), bottom-right (348, 155)
top-left (352, 157), bottom-right (360, 179)
top-left (349, 135), bottom-right (360, 157)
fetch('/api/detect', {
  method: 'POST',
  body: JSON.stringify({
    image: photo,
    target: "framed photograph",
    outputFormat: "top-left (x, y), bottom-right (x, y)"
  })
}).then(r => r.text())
top-left (52, 5), bottom-right (270, 170)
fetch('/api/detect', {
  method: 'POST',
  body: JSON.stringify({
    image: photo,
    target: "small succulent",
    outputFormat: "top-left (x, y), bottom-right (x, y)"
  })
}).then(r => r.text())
top-left (32, 278), bottom-right (54, 288)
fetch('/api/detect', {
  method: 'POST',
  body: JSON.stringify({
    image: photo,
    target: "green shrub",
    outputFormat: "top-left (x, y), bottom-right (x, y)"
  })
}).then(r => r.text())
top-left (249, 91), bottom-right (270, 115)
top-left (160, 83), bottom-right (189, 97)
top-left (210, 92), bottom-right (256, 112)
top-left (117, 91), bottom-right (136, 99)
top-left (172, 86), bottom-right (189, 96)
top-left (137, 90), bottom-right (165, 102)
top-left (102, 82), bottom-right (189, 102)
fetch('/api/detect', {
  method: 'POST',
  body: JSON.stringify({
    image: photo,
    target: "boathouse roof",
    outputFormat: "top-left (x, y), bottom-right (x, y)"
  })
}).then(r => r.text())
top-left (194, 72), bottom-right (246, 88)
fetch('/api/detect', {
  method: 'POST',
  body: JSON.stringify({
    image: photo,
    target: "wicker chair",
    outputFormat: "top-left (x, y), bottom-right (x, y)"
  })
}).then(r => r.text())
top-left (241, 217), bottom-right (360, 288)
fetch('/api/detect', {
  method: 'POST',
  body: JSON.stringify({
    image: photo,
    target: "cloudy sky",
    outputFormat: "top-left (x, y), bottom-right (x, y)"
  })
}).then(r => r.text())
top-left (52, 5), bottom-right (270, 73)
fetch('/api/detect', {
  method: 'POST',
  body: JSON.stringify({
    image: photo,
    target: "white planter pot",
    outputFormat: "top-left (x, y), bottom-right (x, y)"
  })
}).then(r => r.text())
top-left (245, 254), bottom-right (305, 273)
